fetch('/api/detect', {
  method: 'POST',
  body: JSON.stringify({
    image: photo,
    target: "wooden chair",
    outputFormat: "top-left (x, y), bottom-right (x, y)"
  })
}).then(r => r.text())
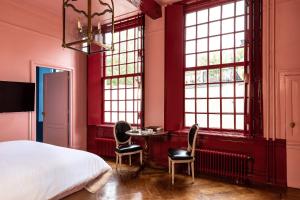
top-left (168, 124), bottom-right (199, 184)
top-left (114, 121), bottom-right (143, 170)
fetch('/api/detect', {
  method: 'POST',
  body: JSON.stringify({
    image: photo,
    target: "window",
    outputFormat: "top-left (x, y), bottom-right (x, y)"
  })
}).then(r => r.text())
top-left (103, 19), bottom-right (144, 125)
top-left (184, 0), bottom-right (249, 131)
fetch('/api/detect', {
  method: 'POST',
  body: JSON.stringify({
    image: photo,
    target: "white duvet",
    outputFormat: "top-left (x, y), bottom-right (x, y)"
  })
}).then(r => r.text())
top-left (0, 140), bottom-right (112, 200)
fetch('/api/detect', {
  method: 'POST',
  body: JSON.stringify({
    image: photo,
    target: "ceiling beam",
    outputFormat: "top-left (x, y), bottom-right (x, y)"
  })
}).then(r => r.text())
top-left (127, 0), bottom-right (162, 19)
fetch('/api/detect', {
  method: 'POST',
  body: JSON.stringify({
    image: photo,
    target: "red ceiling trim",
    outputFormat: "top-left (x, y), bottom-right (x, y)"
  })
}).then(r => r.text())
top-left (127, 0), bottom-right (162, 19)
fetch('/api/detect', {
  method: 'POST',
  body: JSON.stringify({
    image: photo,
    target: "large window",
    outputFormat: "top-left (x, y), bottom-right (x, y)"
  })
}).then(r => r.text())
top-left (103, 19), bottom-right (144, 125)
top-left (184, 0), bottom-right (249, 131)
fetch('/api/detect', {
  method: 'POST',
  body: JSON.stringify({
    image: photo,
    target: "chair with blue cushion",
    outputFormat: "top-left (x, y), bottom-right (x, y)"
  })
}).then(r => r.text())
top-left (114, 121), bottom-right (143, 170)
top-left (168, 124), bottom-right (199, 184)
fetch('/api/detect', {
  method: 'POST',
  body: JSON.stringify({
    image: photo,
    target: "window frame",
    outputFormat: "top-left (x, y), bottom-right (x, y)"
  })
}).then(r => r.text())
top-left (101, 15), bottom-right (145, 126)
top-left (183, 0), bottom-right (251, 133)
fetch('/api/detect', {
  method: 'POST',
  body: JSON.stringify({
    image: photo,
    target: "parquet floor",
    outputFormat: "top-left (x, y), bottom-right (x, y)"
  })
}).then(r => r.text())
top-left (63, 160), bottom-right (300, 200)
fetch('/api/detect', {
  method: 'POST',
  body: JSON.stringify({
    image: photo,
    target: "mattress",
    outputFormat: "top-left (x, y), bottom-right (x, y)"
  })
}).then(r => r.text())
top-left (0, 140), bottom-right (112, 200)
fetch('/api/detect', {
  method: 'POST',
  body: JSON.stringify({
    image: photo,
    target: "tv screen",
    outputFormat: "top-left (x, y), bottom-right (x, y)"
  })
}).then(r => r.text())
top-left (0, 81), bottom-right (35, 113)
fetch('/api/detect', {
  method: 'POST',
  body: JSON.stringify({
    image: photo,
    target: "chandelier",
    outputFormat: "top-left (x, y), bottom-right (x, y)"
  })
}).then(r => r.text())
top-left (62, 0), bottom-right (115, 54)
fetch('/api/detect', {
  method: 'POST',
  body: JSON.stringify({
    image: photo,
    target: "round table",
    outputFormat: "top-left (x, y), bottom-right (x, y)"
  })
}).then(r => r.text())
top-left (126, 129), bottom-right (168, 168)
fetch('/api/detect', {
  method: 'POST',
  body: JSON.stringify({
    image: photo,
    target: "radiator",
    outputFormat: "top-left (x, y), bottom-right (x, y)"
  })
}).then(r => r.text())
top-left (95, 138), bottom-right (115, 157)
top-left (196, 149), bottom-right (253, 183)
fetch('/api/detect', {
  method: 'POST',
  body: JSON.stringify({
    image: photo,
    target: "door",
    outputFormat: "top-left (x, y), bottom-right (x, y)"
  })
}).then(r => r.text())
top-left (285, 74), bottom-right (300, 189)
top-left (43, 71), bottom-right (69, 147)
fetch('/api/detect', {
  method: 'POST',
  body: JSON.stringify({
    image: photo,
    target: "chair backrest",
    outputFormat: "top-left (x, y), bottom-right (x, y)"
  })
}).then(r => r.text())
top-left (187, 124), bottom-right (199, 157)
top-left (113, 121), bottom-right (132, 146)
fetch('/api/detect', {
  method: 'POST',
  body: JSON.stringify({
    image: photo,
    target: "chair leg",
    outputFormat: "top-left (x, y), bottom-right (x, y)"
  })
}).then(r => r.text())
top-left (140, 151), bottom-right (143, 165)
top-left (187, 162), bottom-right (190, 175)
top-left (129, 155), bottom-right (132, 166)
top-left (119, 155), bottom-right (122, 170)
top-left (191, 161), bottom-right (195, 183)
top-left (115, 154), bottom-right (119, 169)
top-left (172, 161), bottom-right (175, 185)
top-left (168, 157), bottom-right (171, 174)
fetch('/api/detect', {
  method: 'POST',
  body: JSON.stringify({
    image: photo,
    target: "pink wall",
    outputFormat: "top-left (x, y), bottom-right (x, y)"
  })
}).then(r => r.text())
top-left (144, 11), bottom-right (165, 127)
top-left (0, 1), bottom-right (87, 150)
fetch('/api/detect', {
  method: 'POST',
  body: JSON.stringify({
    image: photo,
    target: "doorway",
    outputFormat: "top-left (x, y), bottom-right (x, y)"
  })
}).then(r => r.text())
top-left (36, 66), bottom-right (70, 147)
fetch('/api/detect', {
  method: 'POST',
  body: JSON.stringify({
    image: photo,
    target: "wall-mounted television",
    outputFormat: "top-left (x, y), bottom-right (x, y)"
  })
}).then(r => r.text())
top-left (0, 81), bottom-right (35, 113)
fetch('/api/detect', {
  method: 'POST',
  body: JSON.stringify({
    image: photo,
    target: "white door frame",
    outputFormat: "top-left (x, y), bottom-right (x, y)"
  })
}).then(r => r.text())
top-left (30, 61), bottom-right (74, 148)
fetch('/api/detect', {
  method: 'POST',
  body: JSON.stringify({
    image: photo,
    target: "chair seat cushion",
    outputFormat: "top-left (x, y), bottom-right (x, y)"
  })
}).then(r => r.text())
top-left (115, 144), bottom-right (142, 153)
top-left (168, 148), bottom-right (193, 160)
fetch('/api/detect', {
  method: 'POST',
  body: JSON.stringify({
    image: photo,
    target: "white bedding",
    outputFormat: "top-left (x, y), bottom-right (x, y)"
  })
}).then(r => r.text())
top-left (0, 140), bottom-right (112, 200)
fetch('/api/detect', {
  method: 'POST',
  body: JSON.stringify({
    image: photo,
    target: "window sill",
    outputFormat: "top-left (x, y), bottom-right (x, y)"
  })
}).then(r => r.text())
top-left (173, 129), bottom-right (248, 138)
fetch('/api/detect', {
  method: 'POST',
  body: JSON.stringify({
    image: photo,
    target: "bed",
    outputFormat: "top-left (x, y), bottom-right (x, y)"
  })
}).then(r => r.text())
top-left (0, 140), bottom-right (112, 200)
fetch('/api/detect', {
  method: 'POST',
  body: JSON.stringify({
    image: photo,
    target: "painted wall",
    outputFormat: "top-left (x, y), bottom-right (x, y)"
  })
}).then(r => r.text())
top-left (0, 0), bottom-right (87, 150)
top-left (144, 10), bottom-right (165, 127)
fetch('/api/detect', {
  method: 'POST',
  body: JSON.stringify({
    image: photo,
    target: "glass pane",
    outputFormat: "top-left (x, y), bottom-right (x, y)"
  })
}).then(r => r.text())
top-left (209, 36), bottom-right (220, 51)
top-left (236, 66), bottom-right (244, 81)
top-left (196, 70), bottom-right (207, 83)
top-left (186, 54), bottom-right (196, 68)
top-left (111, 78), bottom-right (118, 89)
top-left (120, 42), bottom-right (126, 53)
top-left (104, 79), bottom-right (111, 89)
top-left (105, 33), bottom-right (112, 44)
top-left (185, 99), bottom-right (195, 112)
top-left (111, 101), bottom-right (118, 111)
top-left (104, 112), bottom-right (111, 123)
top-left (126, 88), bottom-right (134, 99)
top-left (209, 84), bottom-right (220, 97)
top-left (185, 114), bottom-right (195, 127)
top-left (236, 115), bottom-right (244, 130)
top-left (106, 56), bottom-right (112, 66)
top-left (197, 114), bottom-right (207, 128)
top-left (128, 64), bottom-right (134, 74)
top-left (127, 112), bottom-right (133, 124)
top-left (197, 9), bottom-right (208, 23)
top-left (209, 6), bottom-right (221, 21)
top-left (236, 48), bottom-right (244, 62)
top-left (197, 24), bottom-right (208, 38)
top-left (185, 85), bottom-right (195, 98)
top-left (222, 3), bottom-right (234, 18)
top-left (119, 101), bottom-right (125, 112)
top-left (128, 52), bottom-right (134, 63)
top-left (222, 49), bottom-right (234, 64)
top-left (197, 38), bottom-right (208, 52)
top-left (185, 71), bottom-right (195, 84)
top-left (209, 99), bottom-right (220, 113)
top-left (104, 101), bottom-right (110, 111)
top-left (126, 101), bottom-right (133, 111)
top-left (186, 26), bottom-right (196, 40)
top-left (113, 32), bottom-right (119, 43)
top-left (197, 84), bottom-right (207, 98)
top-left (209, 21), bottom-right (220, 36)
top-left (236, 16), bottom-right (245, 31)
top-left (235, 32), bottom-right (245, 47)
top-left (106, 67), bottom-right (112, 76)
top-left (119, 89), bottom-right (125, 100)
top-left (186, 12), bottom-right (196, 26)
top-left (209, 114), bottom-right (220, 128)
top-left (222, 99), bottom-right (234, 113)
top-left (197, 99), bottom-right (207, 112)
top-left (113, 66), bottom-right (119, 76)
top-left (128, 40), bottom-right (134, 51)
top-left (236, 0), bottom-right (245, 16)
top-left (236, 98), bottom-right (244, 113)
top-left (126, 77), bottom-right (134, 88)
top-left (222, 34), bottom-right (234, 49)
top-left (128, 28), bottom-right (135, 40)
top-left (222, 83), bottom-right (234, 97)
top-left (119, 112), bottom-right (126, 121)
top-left (222, 115), bottom-right (234, 129)
top-left (113, 43), bottom-right (119, 54)
top-left (105, 90), bottom-right (110, 100)
top-left (120, 53), bottom-right (126, 64)
top-left (120, 30), bottom-right (127, 41)
top-left (222, 67), bottom-right (234, 82)
top-left (209, 68), bottom-right (220, 83)
top-left (236, 82), bottom-right (245, 97)
top-left (119, 78), bottom-right (126, 88)
top-left (209, 51), bottom-right (220, 65)
top-left (197, 53), bottom-right (208, 66)
top-left (186, 40), bottom-right (196, 54)
top-left (120, 64), bottom-right (126, 75)
top-left (222, 18), bottom-right (234, 34)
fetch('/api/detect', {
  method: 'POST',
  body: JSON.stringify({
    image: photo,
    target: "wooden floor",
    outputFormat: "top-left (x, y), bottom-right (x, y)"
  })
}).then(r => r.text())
top-left (63, 160), bottom-right (300, 200)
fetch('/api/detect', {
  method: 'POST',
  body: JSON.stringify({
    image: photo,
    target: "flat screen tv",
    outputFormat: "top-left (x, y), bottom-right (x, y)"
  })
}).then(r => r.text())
top-left (0, 81), bottom-right (35, 113)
